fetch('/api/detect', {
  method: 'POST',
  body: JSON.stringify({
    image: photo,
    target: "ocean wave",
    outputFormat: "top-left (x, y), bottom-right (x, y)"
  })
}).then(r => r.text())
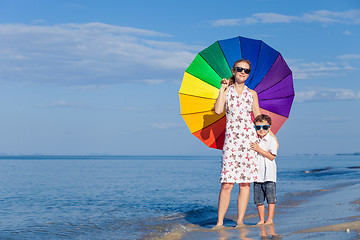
top-left (302, 166), bottom-right (360, 177)
top-left (142, 206), bottom-right (218, 240)
top-left (303, 167), bottom-right (332, 173)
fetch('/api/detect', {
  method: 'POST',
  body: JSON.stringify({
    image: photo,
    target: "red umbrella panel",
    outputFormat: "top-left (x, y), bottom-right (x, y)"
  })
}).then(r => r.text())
top-left (179, 36), bottom-right (295, 150)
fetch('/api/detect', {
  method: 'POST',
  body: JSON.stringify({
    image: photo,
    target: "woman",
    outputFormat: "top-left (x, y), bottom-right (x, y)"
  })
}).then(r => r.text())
top-left (213, 59), bottom-right (261, 228)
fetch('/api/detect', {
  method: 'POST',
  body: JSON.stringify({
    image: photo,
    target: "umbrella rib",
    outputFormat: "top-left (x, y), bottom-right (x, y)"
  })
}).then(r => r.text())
top-left (181, 110), bottom-right (217, 115)
top-left (199, 41), bottom-right (229, 79)
top-left (259, 108), bottom-right (290, 124)
top-left (198, 57), bottom-right (221, 78)
top-left (258, 94), bottom-right (295, 101)
top-left (255, 72), bottom-right (293, 95)
top-left (198, 115), bottom-right (226, 142)
top-left (179, 92), bottom-right (218, 100)
top-left (246, 39), bottom-right (262, 87)
top-left (184, 71), bottom-right (221, 90)
top-left (251, 54), bottom-right (280, 90)
top-left (246, 40), bottom-right (281, 89)
top-left (184, 71), bottom-right (200, 80)
top-left (209, 127), bottom-right (226, 149)
top-left (218, 36), bottom-right (240, 71)
top-left (259, 109), bottom-right (290, 119)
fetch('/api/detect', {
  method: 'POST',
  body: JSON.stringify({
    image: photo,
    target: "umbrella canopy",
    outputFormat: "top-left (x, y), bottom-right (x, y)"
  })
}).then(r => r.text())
top-left (179, 36), bottom-right (294, 150)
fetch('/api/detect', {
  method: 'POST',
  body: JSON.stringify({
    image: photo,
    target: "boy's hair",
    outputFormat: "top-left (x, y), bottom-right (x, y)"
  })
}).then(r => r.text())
top-left (254, 114), bottom-right (272, 125)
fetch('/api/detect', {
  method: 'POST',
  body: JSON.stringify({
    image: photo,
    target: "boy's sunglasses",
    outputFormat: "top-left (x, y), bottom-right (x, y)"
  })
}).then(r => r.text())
top-left (254, 125), bottom-right (270, 131)
top-left (234, 67), bottom-right (251, 74)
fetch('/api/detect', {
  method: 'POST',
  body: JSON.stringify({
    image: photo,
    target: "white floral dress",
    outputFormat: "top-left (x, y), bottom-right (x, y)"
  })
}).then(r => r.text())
top-left (220, 85), bottom-right (259, 183)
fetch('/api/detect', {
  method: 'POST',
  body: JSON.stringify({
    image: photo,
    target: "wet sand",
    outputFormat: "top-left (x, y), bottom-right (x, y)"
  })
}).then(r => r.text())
top-left (180, 181), bottom-right (360, 240)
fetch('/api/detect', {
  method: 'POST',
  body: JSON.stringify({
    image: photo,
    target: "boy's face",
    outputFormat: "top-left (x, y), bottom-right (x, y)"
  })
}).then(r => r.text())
top-left (254, 120), bottom-right (271, 138)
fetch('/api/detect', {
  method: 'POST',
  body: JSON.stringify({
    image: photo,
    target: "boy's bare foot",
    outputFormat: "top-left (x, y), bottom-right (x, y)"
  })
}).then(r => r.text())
top-left (265, 220), bottom-right (274, 225)
top-left (257, 221), bottom-right (265, 225)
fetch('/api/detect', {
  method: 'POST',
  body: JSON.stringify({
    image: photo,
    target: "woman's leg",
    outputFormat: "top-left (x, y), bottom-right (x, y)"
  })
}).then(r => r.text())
top-left (237, 183), bottom-right (250, 225)
top-left (215, 183), bottom-right (234, 227)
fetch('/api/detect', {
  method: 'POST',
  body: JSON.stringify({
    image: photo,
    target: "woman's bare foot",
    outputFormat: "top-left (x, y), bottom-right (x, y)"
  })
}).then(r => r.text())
top-left (234, 223), bottom-right (246, 229)
top-left (265, 220), bottom-right (274, 225)
top-left (212, 225), bottom-right (225, 230)
top-left (257, 221), bottom-right (265, 225)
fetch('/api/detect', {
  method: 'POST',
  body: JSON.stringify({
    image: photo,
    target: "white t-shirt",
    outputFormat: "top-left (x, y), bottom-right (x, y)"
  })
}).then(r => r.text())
top-left (256, 133), bottom-right (278, 182)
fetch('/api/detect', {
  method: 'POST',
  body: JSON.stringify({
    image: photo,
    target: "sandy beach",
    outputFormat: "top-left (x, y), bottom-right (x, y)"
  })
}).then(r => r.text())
top-left (179, 181), bottom-right (360, 240)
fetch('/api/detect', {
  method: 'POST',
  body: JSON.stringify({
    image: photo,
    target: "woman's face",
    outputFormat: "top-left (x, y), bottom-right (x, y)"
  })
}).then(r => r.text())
top-left (232, 61), bottom-right (251, 84)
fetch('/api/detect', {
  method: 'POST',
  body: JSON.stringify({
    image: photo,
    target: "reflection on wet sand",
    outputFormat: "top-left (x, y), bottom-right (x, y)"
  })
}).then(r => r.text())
top-left (215, 224), bottom-right (281, 240)
top-left (236, 227), bottom-right (253, 240)
top-left (259, 224), bottom-right (281, 239)
top-left (217, 229), bottom-right (234, 240)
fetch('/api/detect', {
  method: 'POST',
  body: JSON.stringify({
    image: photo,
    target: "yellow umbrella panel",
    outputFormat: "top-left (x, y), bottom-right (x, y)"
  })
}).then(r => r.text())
top-left (179, 42), bottom-right (233, 149)
top-left (179, 72), bottom-right (227, 149)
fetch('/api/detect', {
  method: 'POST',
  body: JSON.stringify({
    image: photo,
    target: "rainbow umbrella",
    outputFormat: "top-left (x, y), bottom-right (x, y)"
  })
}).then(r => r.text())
top-left (178, 36), bottom-right (294, 150)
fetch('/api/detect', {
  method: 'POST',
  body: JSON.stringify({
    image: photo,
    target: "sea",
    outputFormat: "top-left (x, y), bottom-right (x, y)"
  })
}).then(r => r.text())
top-left (0, 154), bottom-right (359, 240)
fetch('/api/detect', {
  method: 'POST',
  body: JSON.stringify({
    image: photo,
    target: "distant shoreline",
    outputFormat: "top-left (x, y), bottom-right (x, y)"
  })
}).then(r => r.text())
top-left (0, 153), bottom-right (359, 158)
top-left (0, 155), bottom-right (221, 160)
top-left (335, 152), bottom-right (360, 156)
top-left (0, 151), bottom-right (360, 159)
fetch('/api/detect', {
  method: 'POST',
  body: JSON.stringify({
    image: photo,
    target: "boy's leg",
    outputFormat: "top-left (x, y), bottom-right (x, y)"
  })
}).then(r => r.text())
top-left (253, 182), bottom-right (266, 225)
top-left (256, 204), bottom-right (266, 225)
top-left (264, 182), bottom-right (276, 224)
top-left (266, 203), bottom-right (275, 224)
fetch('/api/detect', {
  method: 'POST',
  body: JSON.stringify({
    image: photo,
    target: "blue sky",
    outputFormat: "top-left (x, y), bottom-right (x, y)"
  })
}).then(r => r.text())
top-left (0, 0), bottom-right (359, 155)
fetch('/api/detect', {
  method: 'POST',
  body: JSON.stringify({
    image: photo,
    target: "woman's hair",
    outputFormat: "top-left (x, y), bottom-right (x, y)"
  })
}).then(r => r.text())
top-left (254, 114), bottom-right (272, 125)
top-left (229, 59), bottom-right (251, 83)
top-left (232, 59), bottom-right (251, 71)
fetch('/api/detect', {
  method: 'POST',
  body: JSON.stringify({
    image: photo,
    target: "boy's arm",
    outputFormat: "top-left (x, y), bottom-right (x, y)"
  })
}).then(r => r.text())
top-left (250, 142), bottom-right (276, 160)
top-left (269, 131), bottom-right (279, 148)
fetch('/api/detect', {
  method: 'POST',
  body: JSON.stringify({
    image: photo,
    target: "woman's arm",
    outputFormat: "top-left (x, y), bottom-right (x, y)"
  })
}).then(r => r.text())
top-left (251, 90), bottom-right (261, 118)
top-left (214, 78), bottom-right (229, 115)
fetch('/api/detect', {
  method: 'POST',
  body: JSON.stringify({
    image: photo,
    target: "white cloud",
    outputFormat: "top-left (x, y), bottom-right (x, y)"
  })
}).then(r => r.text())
top-left (295, 88), bottom-right (360, 103)
top-left (304, 9), bottom-right (360, 24)
top-left (252, 13), bottom-right (299, 23)
top-left (338, 54), bottom-right (360, 60)
top-left (0, 23), bottom-right (196, 86)
top-left (212, 18), bottom-right (243, 27)
top-left (287, 59), bottom-right (355, 80)
top-left (211, 9), bottom-right (360, 27)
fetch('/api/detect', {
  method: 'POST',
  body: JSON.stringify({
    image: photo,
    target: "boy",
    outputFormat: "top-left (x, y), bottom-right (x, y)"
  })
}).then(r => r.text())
top-left (250, 114), bottom-right (278, 225)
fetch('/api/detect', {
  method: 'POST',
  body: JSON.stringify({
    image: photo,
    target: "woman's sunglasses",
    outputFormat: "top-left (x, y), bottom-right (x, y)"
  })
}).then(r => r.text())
top-left (234, 67), bottom-right (251, 74)
top-left (254, 125), bottom-right (270, 131)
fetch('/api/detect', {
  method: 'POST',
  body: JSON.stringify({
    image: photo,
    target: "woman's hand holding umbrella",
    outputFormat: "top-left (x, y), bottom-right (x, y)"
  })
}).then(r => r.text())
top-left (214, 78), bottom-right (230, 115)
top-left (220, 78), bottom-right (230, 91)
